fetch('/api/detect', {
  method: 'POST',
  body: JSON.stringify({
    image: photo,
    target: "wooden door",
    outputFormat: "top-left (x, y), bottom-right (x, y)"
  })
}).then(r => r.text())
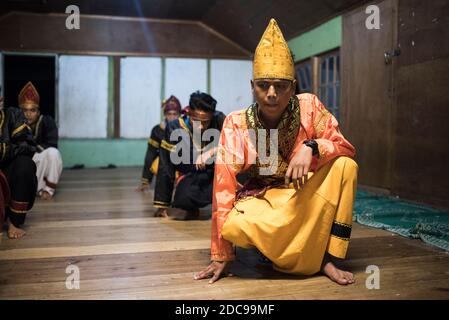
top-left (341, 0), bottom-right (398, 190)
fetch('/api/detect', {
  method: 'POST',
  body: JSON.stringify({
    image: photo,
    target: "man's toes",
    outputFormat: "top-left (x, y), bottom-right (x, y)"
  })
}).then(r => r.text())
top-left (9, 230), bottom-right (26, 239)
top-left (344, 272), bottom-right (354, 281)
top-left (342, 272), bottom-right (355, 284)
top-left (337, 275), bottom-right (348, 285)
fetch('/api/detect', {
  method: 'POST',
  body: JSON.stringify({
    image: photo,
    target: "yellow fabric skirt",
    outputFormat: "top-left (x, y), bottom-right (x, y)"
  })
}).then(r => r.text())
top-left (221, 156), bottom-right (358, 275)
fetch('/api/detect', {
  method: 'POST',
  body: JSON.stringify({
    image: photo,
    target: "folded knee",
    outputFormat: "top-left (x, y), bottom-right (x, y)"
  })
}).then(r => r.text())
top-left (45, 147), bottom-right (62, 160)
top-left (221, 216), bottom-right (241, 243)
top-left (333, 156), bottom-right (358, 176)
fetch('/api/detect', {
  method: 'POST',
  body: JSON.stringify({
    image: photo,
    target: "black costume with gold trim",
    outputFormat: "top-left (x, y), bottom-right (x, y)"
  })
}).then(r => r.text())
top-left (153, 111), bottom-right (225, 210)
top-left (31, 114), bottom-right (58, 152)
top-left (0, 107), bottom-right (37, 227)
top-left (141, 123), bottom-right (165, 185)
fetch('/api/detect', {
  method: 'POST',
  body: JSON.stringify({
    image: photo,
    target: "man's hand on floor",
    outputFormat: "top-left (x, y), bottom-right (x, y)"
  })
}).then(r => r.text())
top-left (194, 261), bottom-right (234, 284)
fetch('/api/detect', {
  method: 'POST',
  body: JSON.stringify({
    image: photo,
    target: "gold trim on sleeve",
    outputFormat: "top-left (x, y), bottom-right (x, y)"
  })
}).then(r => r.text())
top-left (148, 138), bottom-right (160, 148)
top-left (161, 139), bottom-right (176, 152)
top-left (11, 123), bottom-right (28, 137)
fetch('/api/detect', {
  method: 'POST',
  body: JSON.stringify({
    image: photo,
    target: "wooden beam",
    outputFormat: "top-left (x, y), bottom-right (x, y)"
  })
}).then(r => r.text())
top-left (113, 56), bottom-right (120, 138)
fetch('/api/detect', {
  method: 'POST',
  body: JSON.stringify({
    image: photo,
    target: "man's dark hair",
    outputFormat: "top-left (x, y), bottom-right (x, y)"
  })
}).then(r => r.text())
top-left (189, 91), bottom-right (217, 112)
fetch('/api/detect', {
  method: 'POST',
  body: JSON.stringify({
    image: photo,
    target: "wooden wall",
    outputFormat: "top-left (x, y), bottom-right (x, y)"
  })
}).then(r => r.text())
top-left (342, 0), bottom-right (449, 207)
top-left (0, 12), bottom-right (250, 59)
top-left (392, 0), bottom-right (449, 207)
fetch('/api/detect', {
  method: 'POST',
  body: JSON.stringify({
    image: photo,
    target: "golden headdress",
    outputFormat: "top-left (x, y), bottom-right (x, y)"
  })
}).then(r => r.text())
top-left (253, 18), bottom-right (295, 81)
top-left (18, 81), bottom-right (40, 108)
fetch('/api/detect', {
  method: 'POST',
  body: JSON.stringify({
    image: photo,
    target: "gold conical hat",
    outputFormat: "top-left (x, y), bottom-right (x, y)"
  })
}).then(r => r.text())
top-left (253, 18), bottom-right (294, 81)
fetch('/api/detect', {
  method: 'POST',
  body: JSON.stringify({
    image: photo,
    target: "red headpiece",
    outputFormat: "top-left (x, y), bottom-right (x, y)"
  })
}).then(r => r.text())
top-left (19, 81), bottom-right (40, 108)
top-left (162, 95), bottom-right (181, 114)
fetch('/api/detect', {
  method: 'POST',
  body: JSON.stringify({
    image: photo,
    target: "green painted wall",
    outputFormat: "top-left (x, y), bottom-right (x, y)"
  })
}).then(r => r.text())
top-left (288, 16), bottom-right (342, 62)
top-left (59, 139), bottom-right (147, 168)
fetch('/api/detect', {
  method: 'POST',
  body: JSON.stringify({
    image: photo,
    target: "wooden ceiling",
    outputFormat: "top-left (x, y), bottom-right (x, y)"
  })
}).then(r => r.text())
top-left (1, 0), bottom-right (369, 51)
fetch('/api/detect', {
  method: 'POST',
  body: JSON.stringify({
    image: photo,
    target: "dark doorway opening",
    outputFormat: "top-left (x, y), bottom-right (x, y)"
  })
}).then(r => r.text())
top-left (3, 54), bottom-right (56, 118)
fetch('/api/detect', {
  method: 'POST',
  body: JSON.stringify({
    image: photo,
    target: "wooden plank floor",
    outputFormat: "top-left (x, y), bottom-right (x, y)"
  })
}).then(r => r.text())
top-left (1, 167), bottom-right (448, 299)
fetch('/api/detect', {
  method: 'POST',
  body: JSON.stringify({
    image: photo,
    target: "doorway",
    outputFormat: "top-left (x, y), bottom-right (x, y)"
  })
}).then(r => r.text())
top-left (3, 54), bottom-right (56, 119)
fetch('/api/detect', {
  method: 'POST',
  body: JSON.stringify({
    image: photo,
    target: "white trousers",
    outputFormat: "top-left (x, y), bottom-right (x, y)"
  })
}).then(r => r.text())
top-left (32, 147), bottom-right (63, 196)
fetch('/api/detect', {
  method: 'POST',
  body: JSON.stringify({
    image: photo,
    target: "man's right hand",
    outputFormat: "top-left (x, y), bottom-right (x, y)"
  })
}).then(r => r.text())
top-left (195, 154), bottom-right (207, 171)
top-left (194, 261), bottom-right (233, 284)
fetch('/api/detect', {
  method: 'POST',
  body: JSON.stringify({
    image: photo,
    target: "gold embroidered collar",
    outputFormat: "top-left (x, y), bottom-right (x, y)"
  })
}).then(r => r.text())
top-left (245, 96), bottom-right (300, 179)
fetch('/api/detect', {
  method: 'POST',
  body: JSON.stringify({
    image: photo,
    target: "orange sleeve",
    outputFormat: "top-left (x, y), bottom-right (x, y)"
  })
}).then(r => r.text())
top-left (311, 95), bottom-right (356, 169)
top-left (210, 114), bottom-right (246, 261)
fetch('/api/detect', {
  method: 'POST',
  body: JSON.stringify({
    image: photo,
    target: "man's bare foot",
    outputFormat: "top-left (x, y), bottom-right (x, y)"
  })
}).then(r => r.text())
top-left (321, 260), bottom-right (355, 285)
top-left (8, 223), bottom-right (26, 239)
top-left (135, 184), bottom-right (150, 193)
top-left (40, 191), bottom-right (53, 200)
top-left (154, 208), bottom-right (169, 218)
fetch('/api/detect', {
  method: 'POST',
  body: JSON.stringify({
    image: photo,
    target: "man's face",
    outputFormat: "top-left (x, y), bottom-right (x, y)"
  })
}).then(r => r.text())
top-left (251, 78), bottom-right (296, 121)
top-left (189, 108), bottom-right (214, 132)
top-left (164, 110), bottom-right (179, 123)
top-left (21, 105), bottom-right (40, 124)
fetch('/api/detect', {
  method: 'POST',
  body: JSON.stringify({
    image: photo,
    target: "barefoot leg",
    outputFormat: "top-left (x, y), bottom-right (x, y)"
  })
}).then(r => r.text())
top-left (8, 222), bottom-right (26, 239)
top-left (321, 253), bottom-right (355, 285)
top-left (154, 208), bottom-right (169, 218)
top-left (40, 190), bottom-right (53, 200)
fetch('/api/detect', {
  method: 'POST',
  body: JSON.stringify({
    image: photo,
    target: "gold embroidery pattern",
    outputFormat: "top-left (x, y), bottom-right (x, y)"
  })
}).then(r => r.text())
top-left (153, 200), bottom-right (170, 208)
top-left (318, 142), bottom-right (328, 161)
top-left (218, 145), bottom-right (244, 172)
top-left (10, 208), bottom-right (28, 214)
top-left (1, 143), bottom-right (7, 161)
top-left (245, 96), bottom-right (300, 180)
top-left (334, 221), bottom-right (352, 228)
top-left (0, 110), bottom-right (4, 133)
top-left (313, 108), bottom-right (331, 137)
top-left (330, 234), bottom-right (350, 241)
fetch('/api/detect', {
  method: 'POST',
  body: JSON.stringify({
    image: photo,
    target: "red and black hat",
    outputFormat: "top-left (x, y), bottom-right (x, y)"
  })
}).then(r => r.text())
top-left (162, 95), bottom-right (181, 114)
top-left (19, 81), bottom-right (40, 108)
